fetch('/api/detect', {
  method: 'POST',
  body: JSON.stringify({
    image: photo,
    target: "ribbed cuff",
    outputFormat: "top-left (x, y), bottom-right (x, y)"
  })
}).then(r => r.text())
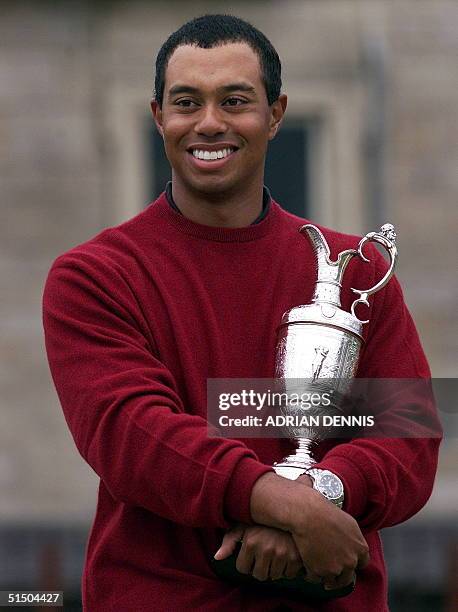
top-left (224, 457), bottom-right (273, 524)
top-left (313, 454), bottom-right (368, 519)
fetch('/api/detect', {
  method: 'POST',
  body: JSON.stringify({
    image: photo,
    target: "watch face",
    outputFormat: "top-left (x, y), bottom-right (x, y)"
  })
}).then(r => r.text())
top-left (318, 473), bottom-right (343, 499)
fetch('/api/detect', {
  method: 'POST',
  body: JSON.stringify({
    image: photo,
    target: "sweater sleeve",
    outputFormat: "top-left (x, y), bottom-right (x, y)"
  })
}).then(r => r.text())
top-left (42, 252), bottom-right (271, 529)
top-left (314, 250), bottom-right (442, 530)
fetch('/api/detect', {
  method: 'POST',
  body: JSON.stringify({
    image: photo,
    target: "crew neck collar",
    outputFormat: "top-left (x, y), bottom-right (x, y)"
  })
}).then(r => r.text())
top-left (150, 191), bottom-right (278, 243)
top-left (164, 181), bottom-right (271, 225)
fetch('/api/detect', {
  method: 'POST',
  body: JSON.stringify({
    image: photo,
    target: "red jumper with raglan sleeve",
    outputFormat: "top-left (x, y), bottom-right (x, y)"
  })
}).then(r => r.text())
top-left (42, 192), bottom-right (440, 611)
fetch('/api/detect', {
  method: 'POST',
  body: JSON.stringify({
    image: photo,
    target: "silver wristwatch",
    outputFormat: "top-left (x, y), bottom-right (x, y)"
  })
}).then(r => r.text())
top-left (306, 468), bottom-right (344, 509)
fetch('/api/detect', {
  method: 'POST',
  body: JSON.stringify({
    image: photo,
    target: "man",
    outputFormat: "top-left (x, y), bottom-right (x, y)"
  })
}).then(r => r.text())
top-left (43, 14), bottom-right (440, 611)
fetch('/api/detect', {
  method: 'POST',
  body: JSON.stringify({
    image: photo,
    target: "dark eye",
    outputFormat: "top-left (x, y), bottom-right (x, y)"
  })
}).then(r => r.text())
top-left (176, 99), bottom-right (197, 108)
top-left (223, 97), bottom-right (246, 107)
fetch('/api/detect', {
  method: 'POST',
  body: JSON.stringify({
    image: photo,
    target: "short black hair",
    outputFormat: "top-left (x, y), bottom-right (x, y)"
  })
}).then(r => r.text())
top-left (154, 14), bottom-right (282, 107)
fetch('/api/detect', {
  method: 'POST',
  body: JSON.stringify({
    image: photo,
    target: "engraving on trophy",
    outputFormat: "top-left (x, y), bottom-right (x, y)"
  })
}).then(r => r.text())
top-left (337, 336), bottom-right (360, 379)
top-left (312, 346), bottom-right (329, 381)
top-left (321, 304), bottom-right (336, 318)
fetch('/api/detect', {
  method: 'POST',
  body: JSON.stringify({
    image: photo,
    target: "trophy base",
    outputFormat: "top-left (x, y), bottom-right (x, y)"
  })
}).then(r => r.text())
top-left (273, 438), bottom-right (316, 480)
top-left (273, 463), bottom-right (310, 480)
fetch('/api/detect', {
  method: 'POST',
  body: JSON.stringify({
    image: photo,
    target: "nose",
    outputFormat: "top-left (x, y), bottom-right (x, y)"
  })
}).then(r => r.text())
top-left (194, 103), bottom-right (227, 136)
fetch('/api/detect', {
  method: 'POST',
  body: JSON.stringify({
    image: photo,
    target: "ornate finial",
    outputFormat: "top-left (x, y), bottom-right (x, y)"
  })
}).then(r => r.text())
top-left (379, 223), bottom-right (396, 244)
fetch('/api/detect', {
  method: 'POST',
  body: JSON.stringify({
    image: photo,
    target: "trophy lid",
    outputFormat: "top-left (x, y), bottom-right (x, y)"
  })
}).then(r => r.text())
top-left (279, 303), bottom-right (365, 341)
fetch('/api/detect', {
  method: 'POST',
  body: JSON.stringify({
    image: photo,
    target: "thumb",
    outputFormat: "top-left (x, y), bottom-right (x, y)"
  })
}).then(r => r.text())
top-left (214, 524), bottom-right (245, 560)
top-left (296, 474), bottom-right (313, 487)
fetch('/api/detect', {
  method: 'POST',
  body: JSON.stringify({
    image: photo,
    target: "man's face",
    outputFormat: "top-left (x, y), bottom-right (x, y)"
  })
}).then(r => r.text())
top-left (151, 42), bottom-right (286, 198)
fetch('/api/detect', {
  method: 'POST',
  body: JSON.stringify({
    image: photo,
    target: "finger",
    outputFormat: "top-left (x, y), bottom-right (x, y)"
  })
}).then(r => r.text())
top-left (214, 524), bottom-right (245, 560)
top-left (323, 569), bottom-right (355, 590)
top-left (252, 554), bottom-right (271, 582)
top-left (269, 556), bottom-right (287, 581)
top-left (304, 569), bottom-right (322, 584)
top-left (284, 558), bottom-right (303, 579)
top-left (357, 548), bottom-right (370, 570)
top-left (235, 540), bottom-right (255, 575)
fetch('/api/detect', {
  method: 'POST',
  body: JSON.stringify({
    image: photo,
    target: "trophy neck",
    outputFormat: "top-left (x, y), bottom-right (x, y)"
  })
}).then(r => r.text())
top-left (301, 225), bottom-right (358, 308)
top-left (312, 279), bottom-right (344, 308)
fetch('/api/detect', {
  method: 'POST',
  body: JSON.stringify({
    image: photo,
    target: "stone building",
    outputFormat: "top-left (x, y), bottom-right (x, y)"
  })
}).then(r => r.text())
top-left (1, 1), bottom-right (457, 609)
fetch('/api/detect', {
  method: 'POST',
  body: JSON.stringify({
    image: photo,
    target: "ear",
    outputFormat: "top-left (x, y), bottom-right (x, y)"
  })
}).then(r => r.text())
top-left (150, 99), bottom-right (164, 138)
top-left (268, 93), bottom-right (288, 140)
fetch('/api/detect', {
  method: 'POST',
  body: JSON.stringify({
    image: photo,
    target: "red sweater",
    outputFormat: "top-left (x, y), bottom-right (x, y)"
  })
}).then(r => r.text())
top-left (43, 193), bottom-right (440, 611)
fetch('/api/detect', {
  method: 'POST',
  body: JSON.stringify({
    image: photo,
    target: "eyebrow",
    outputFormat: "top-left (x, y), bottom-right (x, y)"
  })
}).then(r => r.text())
top-left (167, 83), bottom-right (257, 98)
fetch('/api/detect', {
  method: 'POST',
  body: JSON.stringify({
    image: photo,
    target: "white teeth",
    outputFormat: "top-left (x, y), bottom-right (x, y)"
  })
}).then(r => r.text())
top-left (192, 148), bottom-right (234, 160)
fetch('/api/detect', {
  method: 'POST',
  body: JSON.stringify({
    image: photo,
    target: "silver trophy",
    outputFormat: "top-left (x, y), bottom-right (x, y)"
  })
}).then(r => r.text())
top-left (273, 223), bottom-right (398, 480)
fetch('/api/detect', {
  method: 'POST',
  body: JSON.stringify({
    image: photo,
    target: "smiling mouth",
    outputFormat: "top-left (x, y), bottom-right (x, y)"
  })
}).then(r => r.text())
top-left (188, 147), bottom-right (238, 161)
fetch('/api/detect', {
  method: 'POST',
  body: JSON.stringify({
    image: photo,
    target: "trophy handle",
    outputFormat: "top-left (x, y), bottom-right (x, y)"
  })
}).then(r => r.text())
top-left (350, 224), bottom-right (398, 323)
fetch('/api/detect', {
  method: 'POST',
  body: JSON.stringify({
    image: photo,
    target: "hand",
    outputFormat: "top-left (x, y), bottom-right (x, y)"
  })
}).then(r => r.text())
top-left (214, 523), bottom-right (303, 581)
top-left (290, 487), bottom-right (368, 589)
top-left (295, 472), bottom-right (357, 589)
top-left (250, 473), bottom-right (369, 589)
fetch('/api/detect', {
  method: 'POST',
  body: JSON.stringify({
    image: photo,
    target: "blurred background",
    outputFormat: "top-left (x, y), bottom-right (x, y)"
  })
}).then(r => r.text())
top-left (1, 1), bottom-right (457, 610)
